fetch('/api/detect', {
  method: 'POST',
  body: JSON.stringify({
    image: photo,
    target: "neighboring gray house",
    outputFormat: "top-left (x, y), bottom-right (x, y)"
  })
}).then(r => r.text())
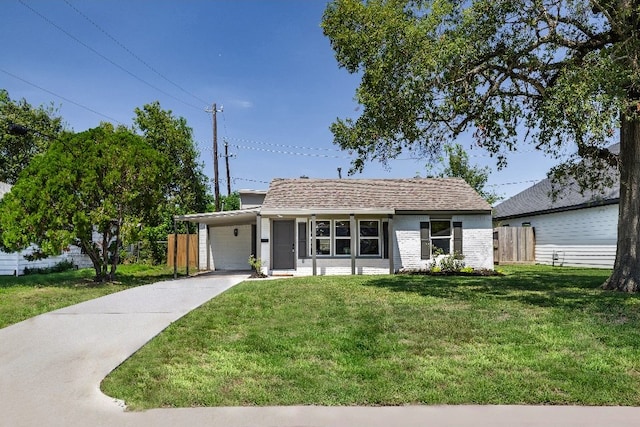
top-left (0, 182), bottom-right (92, 275)
top-left (178, 178), bottom-right (494, 276)
top-left (493, 145), bottom-right (620, 268)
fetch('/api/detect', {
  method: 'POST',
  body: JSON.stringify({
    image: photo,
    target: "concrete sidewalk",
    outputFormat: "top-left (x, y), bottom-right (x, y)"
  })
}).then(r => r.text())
top-left (2, 273), bottom-right (640, 427)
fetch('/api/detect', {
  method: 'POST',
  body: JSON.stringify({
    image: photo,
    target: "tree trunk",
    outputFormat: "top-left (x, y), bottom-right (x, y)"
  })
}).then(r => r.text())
top-left (603, 109), bottom-right (640, 292)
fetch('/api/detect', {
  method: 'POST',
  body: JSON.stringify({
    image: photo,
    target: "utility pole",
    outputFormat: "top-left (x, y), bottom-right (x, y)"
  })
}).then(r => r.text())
top-left (224, 140), bottom-right (232, 195)
top-left (206, 103), bottom-right (223, 211)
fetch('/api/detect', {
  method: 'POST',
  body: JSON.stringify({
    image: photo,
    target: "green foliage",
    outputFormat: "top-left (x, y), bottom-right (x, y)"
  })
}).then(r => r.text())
top-left (0, 89), bottom-right (63, 184)
top-left (133, 102), bottom-right (210, 263)
top-left (23, 259), bottom-right (76, 276)
top-left (0, 123), bottom-right (167, 281)
top-left (436, 252), bottom-right (466, 273)
top-left (221, 191), bottom-right (240, 211)
top-left (321, 0), bottom-right (628, 174)
top-left (434, 143), bottom-right (501, 205)
top-left (248, 254), bottom-right (267, 277)
top-left (323, 0), bottom-right (640, 291)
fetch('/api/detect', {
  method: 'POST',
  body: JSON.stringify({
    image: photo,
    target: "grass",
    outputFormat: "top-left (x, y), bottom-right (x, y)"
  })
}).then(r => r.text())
top-left (0, 264), bottom-right (186, 329)
top-left (100, 265), bottom-right (640, 409)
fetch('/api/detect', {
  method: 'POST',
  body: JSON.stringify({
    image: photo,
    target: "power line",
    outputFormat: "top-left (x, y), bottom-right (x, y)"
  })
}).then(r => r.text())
top-left (486, 179), bottom-right (542, 187)
top-left (62, 0), bottom-right (209, 107)
top-left (0, 68), bottom-right (123, 124)
top-left (225, 136), bottom-right (343, 153)
top-left (17, 0), bottom-right (203, 112)
top-left (229, 144), bottom-right (349, 159)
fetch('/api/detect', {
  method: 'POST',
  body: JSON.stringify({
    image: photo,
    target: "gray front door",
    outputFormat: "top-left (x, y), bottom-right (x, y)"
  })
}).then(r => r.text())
top-left (273, 220), bottom-right (295, 269)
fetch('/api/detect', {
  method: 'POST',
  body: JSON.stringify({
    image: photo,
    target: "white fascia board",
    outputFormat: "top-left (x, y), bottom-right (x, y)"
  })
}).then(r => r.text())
top-left (259, 208), bottom-right (395, 216)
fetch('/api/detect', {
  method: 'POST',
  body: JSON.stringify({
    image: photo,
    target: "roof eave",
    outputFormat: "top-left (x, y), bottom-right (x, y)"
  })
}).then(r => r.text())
top-left (493, 198), bottom-right (619, 221)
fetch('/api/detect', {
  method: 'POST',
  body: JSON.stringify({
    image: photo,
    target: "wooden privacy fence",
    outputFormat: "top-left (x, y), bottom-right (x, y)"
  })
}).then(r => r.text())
top-left (167, 234), bottom-right (198, 268)
top-left (493, 226), bottom-right (535, 265)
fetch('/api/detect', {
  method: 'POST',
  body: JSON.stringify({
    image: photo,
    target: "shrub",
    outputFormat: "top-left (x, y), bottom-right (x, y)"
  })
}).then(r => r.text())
top-left (248, 255), bottom-right (267, 278)
top-left (23, 259), bottom-right (77, 275)
top-left (436, 252), bottom-right (466, 273)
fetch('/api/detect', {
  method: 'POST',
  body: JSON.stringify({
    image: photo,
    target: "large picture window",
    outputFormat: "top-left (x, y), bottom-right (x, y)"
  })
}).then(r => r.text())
top-left (359, 220), bottom-right (380, 256)
top-left (308, 219), bottom-right (382, 257)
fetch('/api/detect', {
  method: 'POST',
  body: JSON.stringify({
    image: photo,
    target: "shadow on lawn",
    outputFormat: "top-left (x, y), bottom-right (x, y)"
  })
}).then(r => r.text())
top-left (364, 267), bottom-right (639, 316)
top-left (0, 267), bottom-right (180, 289)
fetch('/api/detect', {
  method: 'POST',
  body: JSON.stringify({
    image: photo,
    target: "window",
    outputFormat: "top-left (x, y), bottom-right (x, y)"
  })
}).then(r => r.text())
top-left (308, 218), bottom-right (383, 257)
top-left (421, 220), bottom-right (459, 259)
top-left (334, 220), bottom-right (351, 255)
top-left (430, 220), bottom-right (452, 255)
top-left (359, 220), bottom-right (380, 256)
top-left (314, 220), bottom-right (331, 255)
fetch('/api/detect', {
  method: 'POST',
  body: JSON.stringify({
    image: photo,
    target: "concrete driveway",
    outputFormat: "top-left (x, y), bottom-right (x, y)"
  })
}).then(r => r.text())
top-left (2, 272), bottom-right (640, 427)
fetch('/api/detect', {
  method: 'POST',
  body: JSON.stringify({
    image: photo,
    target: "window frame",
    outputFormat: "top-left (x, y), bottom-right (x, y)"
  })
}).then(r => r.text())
top-left (358, 219), bottom-right (381, 256)
top-left (312, 219), bottom-right (332, 256)
top-left (334, 220), bottom-right (351, 256)
top-left (307, 218), bottom-right (385, 258)
top-left (430, 219), bottom-right (453, 257)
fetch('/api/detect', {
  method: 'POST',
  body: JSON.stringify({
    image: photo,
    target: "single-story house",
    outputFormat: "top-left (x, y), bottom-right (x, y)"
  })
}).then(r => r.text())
top-left (493, 145), bottom-right (620, 268)
top-left (0, 182), bottom-right (92, 275)
top-left (177, 178), bottom-right (494, 276)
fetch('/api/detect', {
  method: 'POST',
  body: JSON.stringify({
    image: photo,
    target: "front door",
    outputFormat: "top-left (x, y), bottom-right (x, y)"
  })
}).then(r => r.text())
top-left (272, 220), bottom-right (295, 269)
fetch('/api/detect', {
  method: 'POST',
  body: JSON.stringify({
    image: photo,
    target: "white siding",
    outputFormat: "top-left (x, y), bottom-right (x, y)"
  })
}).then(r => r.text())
top-left (210, 225), bottom-right (252, 270)
top-left (0, 245), bottom-right (92, 276)
top-left (198, 223), bottom-right (208, 270)
top-left (503, 204), bottom-right (618, 268)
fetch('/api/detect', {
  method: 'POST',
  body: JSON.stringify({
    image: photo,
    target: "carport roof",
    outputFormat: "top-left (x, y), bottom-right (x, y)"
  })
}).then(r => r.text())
top-left (174, 207), bottom-right (259, 226)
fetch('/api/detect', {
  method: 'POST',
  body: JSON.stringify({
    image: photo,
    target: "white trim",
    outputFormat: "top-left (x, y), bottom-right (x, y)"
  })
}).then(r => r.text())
top-left (358, 219), bottom-right (381, 256)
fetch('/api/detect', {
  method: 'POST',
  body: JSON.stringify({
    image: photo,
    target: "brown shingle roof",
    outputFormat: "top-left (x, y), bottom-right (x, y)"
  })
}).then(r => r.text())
top-left (261, 178), bottom-right (491, 212)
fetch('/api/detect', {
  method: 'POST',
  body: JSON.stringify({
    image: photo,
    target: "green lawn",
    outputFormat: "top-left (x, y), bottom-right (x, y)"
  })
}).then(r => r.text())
top-left (101, 265), bottom-right (640, 408)
top-left (0, 264), bottom-right (185, 329)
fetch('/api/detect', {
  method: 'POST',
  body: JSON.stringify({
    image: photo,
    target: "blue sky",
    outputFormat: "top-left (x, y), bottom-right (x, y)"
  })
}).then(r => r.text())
top-left (1, 0), bottom-right (579, 201)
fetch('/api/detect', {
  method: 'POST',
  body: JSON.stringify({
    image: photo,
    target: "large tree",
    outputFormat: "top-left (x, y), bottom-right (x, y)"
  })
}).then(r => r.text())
top-left (0, 89), bottom-right (62, 184)
top-left (133, 102), bottom-right (210, 264)
top-left (0, 124), bottom-right (166, 281)
top-left (434, 143), bottom-right (501, 205)
top-left (323, 0), bottom-right (640, 291)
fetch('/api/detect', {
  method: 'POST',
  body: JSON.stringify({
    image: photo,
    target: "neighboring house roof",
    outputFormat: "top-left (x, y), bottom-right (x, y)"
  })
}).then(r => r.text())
top-left (260, 178), bottom-right (491, 214)
top-left (493, 144), bottom-right (620, 220)
top-left (0, 182), bottom-right (11, 199)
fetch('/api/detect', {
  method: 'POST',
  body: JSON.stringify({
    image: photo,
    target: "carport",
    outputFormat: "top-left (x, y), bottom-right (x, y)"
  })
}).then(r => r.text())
top-left (172, 208), bottom-right (260, 278)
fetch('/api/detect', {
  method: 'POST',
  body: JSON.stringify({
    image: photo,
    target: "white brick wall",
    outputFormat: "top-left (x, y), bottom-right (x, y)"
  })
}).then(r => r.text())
top-left (393, 214), bottom-right (431, 271)
top-left (453, 214), bottom-right (494, 269)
